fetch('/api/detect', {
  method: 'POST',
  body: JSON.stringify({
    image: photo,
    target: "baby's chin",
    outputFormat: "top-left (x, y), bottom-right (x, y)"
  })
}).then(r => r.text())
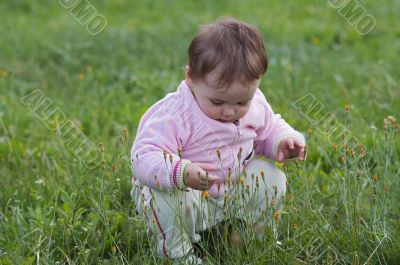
top-left (216, 118), bottom-right (238, 123)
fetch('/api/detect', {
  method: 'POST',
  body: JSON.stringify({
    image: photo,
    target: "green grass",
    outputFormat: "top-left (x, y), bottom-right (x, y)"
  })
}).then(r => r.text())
top-left (1, 0), bottom-right (399, 264)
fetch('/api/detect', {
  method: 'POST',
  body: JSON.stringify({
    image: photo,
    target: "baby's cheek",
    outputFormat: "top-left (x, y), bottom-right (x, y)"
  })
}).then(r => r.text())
top-left (241, 106), bottom-right (251, 116)
top-left (205, 106), bottom-right (220, 119)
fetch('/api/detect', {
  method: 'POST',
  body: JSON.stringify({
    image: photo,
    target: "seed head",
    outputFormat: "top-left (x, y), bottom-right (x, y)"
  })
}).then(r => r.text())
top-left (373, 175), bottom-right (378, 183)
top-left (387, 115), bottom-right (396, 123)
top-left (237, 147), bottom-right (243, 161)
top-left (216, 149), bottom-right (221, 160)
top-left (384, 118), bottom-right (388, 130)
top-left (360, 146), bottom-right (365, 156)
top-left (350, 148), bottom-right (355, 158)
top-left (352, 252), bottom-right (359, 265)
top-left (99, 143), bottom-right (104, 152)
top-left (111, 245), bottom-right (117, 255)
top-left (177, 147), bottom-right (182, 159)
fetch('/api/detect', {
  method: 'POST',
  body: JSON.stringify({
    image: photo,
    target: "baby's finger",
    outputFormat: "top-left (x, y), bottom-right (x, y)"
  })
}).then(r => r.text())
top-left (293, 139), bottom-right (302, 148)
top-left (200, 172), bottom-right (218, 183)
top-left (287, 138), bottom-right (295, 149)
top-left (195, 185), bottom-right (207, 191)
top-left (200, 179), bottom-right (215, 190)
top-left (206, 178), bottom-right (218, 189)
top-left (277, 149), bottom-right (285, 162)
top-left (195, 163), bottom-right (215, 172)
top-left (298, 147), bottom-right (305, 161)
top-left (302, 145), bottom-right (308, 160)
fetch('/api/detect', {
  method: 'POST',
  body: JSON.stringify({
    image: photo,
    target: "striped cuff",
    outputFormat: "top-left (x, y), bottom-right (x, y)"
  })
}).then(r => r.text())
top-left (172, 159), bottom-right (191, 190)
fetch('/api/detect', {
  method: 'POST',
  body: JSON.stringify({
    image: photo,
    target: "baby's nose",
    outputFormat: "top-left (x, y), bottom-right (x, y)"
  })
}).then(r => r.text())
top-left (222, 108), bottom-right (235, 117)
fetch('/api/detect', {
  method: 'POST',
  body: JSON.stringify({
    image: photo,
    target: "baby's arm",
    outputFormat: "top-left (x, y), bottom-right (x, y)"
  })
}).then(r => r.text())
top-left (131, 107), bottom-right (190, 191)
top-left (253, 90), bottom-right (306, 161)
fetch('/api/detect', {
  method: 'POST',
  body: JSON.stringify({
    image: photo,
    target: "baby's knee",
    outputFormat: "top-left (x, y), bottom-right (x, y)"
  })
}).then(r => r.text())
top-left (246, 159), bottom-right (287, 195)
top-left (269, 163), bottom-right (286, 194)
top-left (152, 190), bottom-right (197, 221)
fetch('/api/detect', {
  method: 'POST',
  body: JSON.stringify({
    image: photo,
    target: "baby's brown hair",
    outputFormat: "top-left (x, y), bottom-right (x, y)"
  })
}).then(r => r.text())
top-left (187, 17), bottom-right (268, 89)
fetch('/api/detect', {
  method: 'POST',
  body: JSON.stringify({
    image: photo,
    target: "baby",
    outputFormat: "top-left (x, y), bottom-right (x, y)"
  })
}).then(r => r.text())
top-left (130, 17), bottom-right (306, 264)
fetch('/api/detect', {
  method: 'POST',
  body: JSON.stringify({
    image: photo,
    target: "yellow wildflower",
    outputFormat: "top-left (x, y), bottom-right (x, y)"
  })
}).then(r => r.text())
top-left (344, 104), bottom-right (350, 113)
top-left (273, 210), bottom-right (281, 221)
top-left (239, 177), bottom-right (245, 185)
top-left (311, 37), bottom-right (320, 46)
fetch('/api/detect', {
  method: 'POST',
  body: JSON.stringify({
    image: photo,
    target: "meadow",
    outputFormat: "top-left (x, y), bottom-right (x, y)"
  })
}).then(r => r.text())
top-left (0, 0), bottom-right (399, 264)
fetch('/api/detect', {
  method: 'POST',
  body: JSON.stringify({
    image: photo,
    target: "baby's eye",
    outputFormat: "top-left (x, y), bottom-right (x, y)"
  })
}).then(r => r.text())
top-left (210, 100), bottom-right (223, 106)
top-left (237, 101), bottom-right (250, 106)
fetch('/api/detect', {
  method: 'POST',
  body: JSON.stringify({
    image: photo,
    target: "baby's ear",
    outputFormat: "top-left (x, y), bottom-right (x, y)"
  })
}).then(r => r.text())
top-left (185, 65), bottom-right (193, 87)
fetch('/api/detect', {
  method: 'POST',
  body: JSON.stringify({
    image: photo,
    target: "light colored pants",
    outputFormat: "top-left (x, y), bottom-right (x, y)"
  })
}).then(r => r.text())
top-left (131, 158), bottom-right (286, 259)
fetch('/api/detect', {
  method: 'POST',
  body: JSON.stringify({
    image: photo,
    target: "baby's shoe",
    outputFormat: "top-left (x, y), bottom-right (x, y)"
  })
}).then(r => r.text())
top-left (171, 252), bottom-right (203, 265)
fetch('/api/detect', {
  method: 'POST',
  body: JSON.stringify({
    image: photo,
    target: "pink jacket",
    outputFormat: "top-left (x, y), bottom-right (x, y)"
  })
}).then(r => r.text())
top-left (131, 80), bottom-right (305, 198)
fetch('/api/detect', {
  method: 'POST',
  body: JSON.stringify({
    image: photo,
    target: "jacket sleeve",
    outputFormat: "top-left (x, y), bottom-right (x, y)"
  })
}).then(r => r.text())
top-left (253, 90), bottom-right (305, 160)
top-left (131, 102), bottom-right (191, 191)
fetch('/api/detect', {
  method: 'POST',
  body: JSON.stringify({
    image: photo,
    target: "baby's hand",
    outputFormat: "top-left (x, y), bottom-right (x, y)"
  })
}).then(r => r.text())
top-left (183, 163), bottom-right (218, 191)
top-left (277, 138), bottom-right (307, 162)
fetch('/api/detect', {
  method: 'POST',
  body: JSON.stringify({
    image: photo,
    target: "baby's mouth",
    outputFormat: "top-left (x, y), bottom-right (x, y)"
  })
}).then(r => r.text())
top-left (217, 118), bottom-right (236, 123)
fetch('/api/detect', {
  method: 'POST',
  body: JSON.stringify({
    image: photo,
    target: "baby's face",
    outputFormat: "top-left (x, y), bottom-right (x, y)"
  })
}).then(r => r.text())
top-left (188, 72), bottom-right (260, 123)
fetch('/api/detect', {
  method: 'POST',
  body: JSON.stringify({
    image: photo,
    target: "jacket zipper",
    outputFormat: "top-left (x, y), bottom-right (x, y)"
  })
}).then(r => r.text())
top-left (233, 120), bottom-right (241, 144)
top-left (232, 122), bottom-right (242, 176)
